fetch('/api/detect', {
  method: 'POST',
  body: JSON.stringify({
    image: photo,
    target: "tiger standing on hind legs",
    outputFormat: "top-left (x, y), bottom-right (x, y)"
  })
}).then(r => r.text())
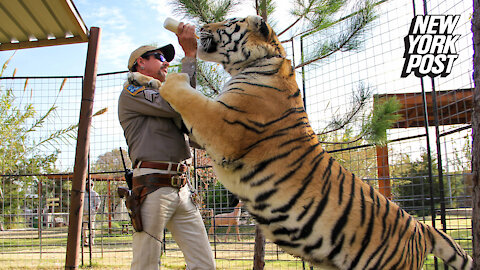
top-left (131, 15), bottom-right (473, 269)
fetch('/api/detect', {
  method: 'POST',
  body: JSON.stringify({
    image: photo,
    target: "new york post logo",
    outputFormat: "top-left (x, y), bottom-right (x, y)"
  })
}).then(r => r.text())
top-left (401, 15), bottom-right (460, 78)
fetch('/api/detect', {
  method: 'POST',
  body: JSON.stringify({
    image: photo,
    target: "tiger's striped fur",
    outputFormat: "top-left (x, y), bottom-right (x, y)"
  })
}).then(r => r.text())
top-left (154, 15), bottom-right (473, 269)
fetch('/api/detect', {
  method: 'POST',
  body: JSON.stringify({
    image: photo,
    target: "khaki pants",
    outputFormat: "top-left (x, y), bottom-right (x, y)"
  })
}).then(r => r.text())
top-left (130, 185), bottom-right (215, 270)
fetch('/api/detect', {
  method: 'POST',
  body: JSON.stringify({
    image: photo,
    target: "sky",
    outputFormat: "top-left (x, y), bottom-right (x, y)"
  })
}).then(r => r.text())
top-left (0, 0), bottom-right (294, 77)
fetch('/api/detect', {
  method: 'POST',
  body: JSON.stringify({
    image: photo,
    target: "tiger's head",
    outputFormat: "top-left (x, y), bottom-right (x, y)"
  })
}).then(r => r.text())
top-left (198, 15), bottom-right (286, 75)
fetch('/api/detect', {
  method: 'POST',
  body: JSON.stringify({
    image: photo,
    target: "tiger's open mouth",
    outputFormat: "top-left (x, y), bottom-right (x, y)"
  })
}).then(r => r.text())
top-left (199, 30), bottom-right (217, 53)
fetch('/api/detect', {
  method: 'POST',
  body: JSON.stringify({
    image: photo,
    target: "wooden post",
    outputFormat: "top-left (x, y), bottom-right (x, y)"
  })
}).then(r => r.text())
top-left (373, 98), bottom-right (392, 199)
top-left (65, 27), bottom-right (101, 270)
top-left (254, 0), bottom-right (266, 258)
top-left (472, 2), bottom-right (480, 268)
top-left (253, 225), bottom-right (265, 270)
top-left (376, 145), bottom-right (392, 199)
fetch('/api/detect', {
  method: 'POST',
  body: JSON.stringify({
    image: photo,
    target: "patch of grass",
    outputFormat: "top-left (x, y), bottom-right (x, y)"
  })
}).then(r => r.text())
top-left (0, 214), bottom-right (473, 269)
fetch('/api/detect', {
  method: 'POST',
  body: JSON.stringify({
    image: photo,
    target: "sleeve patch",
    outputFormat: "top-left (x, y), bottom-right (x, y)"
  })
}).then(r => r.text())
top-left (143, 89), bottom-right (159, 103)
top-left (124, 84), bottom-right (145, 96)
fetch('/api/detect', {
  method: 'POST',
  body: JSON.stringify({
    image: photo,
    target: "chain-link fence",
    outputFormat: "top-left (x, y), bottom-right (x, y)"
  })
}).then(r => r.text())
top-left (299, 0), bottom-right (473, 269)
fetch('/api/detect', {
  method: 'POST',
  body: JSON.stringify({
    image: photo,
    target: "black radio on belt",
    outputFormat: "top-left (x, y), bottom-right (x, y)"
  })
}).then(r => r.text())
top-left (119, 147), bottom-right (133, 190)
top-left (125, 170), bottom-right (133, 190)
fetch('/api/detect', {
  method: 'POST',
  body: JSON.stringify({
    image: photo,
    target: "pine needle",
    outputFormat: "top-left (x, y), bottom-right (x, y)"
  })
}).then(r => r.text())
top-left (169, 0), bottom-right (239, 24)
top-left (363, 97), bottom-right (402, 146)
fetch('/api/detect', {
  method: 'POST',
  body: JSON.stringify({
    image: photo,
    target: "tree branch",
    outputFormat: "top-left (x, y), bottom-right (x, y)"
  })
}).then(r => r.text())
top-left (197, 65), bottom-right (220, 94)
top-left (295, 16), bottom-right (367, 69)
top-left (278, 16), bottom-right (303, 37)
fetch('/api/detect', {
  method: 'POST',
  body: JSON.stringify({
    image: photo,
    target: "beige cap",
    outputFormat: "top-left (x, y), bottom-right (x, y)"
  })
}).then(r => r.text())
top-left (128, 44), bottom-right (175, 70)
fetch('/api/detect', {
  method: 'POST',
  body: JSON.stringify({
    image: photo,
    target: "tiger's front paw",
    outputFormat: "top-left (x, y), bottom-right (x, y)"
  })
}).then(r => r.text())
top-left (147, 79), bottom-right (162, 90)
top-left (128, 72), bottom-right (162, 90)
top-left (159, 73), bottom-right (192, 100)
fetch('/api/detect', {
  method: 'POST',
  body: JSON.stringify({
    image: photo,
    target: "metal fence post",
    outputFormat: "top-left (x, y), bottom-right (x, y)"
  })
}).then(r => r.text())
top-left (471, 1), bottom-right (480, 267)
top-left (38, 179), bottom-right (42, 259)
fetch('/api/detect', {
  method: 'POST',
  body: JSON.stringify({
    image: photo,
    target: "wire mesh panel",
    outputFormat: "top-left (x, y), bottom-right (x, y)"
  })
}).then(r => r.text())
top-left (0, 73), bottom-right (135, 269)
top-left (78, 71), bottom-right (133, 268)
top-left (0, 76), bottom-right (82, 268)
top-left (300, 0), bottom-right (473, 269)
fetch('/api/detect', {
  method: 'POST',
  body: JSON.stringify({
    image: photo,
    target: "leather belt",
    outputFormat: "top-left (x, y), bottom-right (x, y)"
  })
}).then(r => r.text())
top-left (139, 161), bottom-right (187, 173)
top-left (132, 173), bottom-right (186, 190)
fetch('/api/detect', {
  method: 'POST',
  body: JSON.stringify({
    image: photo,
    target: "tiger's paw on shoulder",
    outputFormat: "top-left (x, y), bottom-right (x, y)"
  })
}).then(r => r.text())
top-left (128, 72), bottom-right (162, 90)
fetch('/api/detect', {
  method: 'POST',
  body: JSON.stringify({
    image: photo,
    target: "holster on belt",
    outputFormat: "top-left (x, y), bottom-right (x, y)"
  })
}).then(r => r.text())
top-left (117, 186), bottom-right (144, 232)
top-left (117, 173), bottom-right (186, 232)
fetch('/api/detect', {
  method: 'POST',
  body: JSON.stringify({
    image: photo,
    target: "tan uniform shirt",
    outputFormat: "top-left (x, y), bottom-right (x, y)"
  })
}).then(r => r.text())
top-left (118, 57), bottom-right (196, 165)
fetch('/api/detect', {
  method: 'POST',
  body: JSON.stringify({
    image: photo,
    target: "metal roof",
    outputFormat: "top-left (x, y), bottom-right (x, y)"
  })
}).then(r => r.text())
top-left (0, 0), bottom-right (88, 51)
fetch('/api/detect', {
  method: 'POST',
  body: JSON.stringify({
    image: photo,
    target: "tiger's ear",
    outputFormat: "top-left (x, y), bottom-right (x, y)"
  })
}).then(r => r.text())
top-left (246, 15), bottom-right (270, 40)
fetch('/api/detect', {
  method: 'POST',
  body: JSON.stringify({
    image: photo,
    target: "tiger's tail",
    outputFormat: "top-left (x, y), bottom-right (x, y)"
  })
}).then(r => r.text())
top-left (427, 225), bottom-right (473, 270)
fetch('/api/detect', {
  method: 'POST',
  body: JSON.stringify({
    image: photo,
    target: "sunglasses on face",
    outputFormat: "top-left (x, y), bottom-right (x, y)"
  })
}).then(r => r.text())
top-left (143, 52), bottom-right (167, 62)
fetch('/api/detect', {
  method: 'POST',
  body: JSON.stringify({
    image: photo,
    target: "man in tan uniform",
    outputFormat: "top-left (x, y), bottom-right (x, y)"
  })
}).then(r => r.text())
top-left (118, 22), bottom-right (215, 270)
